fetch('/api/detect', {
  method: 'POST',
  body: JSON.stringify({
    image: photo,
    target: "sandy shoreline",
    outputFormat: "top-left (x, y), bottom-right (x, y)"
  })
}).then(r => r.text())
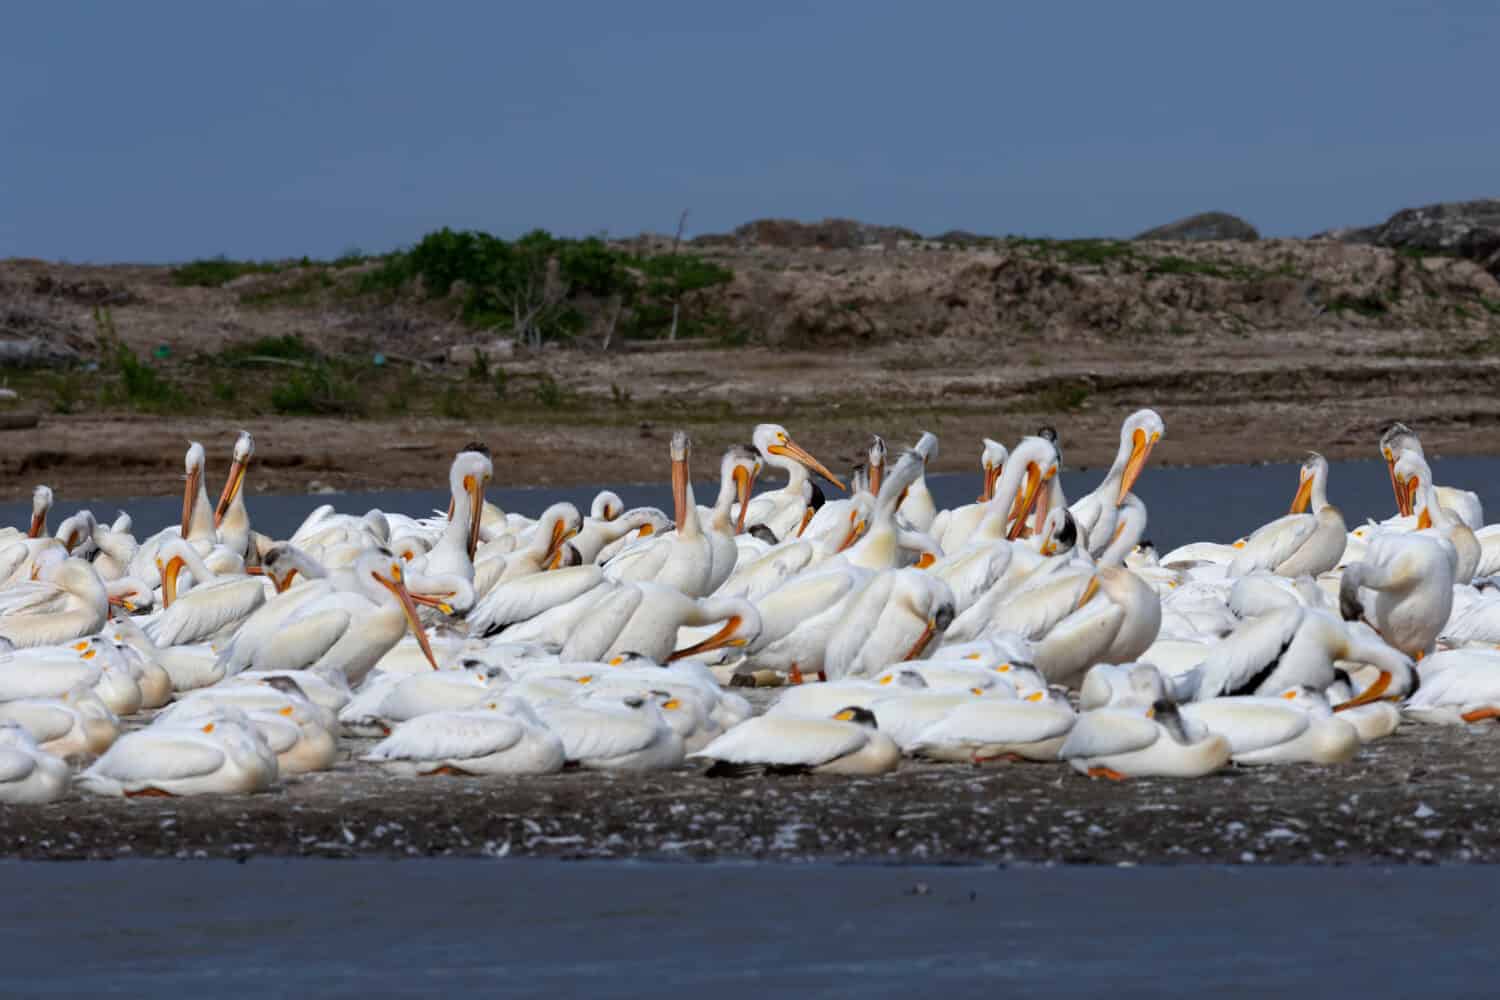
top-left (6, 720), bottom-right (1494, 864)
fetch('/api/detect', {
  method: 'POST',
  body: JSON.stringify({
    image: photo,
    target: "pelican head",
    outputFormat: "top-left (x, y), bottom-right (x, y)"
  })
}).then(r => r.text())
top-left (450, 450), bottom-right (494, 559)
top-left (831, 706), bottom-right (879, 728)
top-left (1038, 508), bottom-right (1078, 557)
top-left (28, 485), bottom-right (53, 538)
top-left (534, 503), bottom-right (582, 570)
top-left (181, 441), bottom-right (207, 537)
top-left (55, 510), bottom-right (97, 554)
top-left (977, 438), bottom-right (1008, 502)
top-left (1116, 409), bottom-right (1165, 504)
top-left (1392, 450), bottom-right (1433, 523)
top-left (868, 434), bottom-right (888, 496)
top-left (214, 431), bottom-right (255, 527)
top-left (1005, 436), bottom-right (1061, 541)
top-left (1380, 421), bottom-right (1422, 510)
top-left (363, 551), bottom-right (440, 671)
top-left (591, 490), bottom-right (624, 522)
top-left (752, 424), bottom-right (845, 492)
top-left (721, 444), bottom-right (762, 534)
top-left (1290, 451), bottom-right (1327, 514)
top-left (912, 431), bottom-right (940, 464)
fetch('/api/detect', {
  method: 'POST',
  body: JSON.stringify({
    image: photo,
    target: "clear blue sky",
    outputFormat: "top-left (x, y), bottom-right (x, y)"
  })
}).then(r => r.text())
top-left (3, 1), bottom-right (1496, 262)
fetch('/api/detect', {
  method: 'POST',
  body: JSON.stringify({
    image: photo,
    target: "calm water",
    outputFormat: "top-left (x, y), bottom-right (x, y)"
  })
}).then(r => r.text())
top-left (5, 455), bottom-right (1497, 551)
top-left (0, 859), bottom-right (1494, 996)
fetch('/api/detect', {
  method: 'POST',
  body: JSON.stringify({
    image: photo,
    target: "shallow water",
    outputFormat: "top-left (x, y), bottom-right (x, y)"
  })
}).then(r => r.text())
top-left (0, 859), bottom-right (1492, 996)
top-left (6, 455), bottom-right (1497, 551)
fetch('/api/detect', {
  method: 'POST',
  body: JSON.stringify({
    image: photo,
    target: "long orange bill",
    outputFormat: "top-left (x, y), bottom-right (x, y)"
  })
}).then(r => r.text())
top-left (899, 620), bottom-right (937, 661)
top-left (979, 463), bottom-right (1002, 503)
top-left (733, 466), bottom-right (754, 535)
top-left (1332, 669), bottom-right (1392, 712)
top-left (1289, 473), bottom-right (1314, 514)
top-left (669, 615), bottom-right (746, 662)
top-left (1076, 575), bottom-right (1100, 609)
top-left (411, 592), bottom-right (457, 615)
top-left (545, 519), bottom-right (572, 569)
top-left (161, 556), bottom-right (185, 609)
top-left (181, 462), bottom-right (202, 539)
top-left (1007, 464), bottom-right (1045, 541)
top-left (771, 440), bottom-right (846, 493)
top-left (671, 453), bottom-right (690, 527)
top-left (27, 508), bottom-right (45, 539)
top-left (377, 569), bottom-right (440, 670)
top-left (214, 458), bottom-right (248, 527)
top-left (1118, 429), bottom-right (1156, 504)
top-left (1384, 453), bottom-right (1402, 515)
top-left (869, 457), bottom-right (884, 498)
top-left (467, 475), bottom-right (486, 560)
top-left (836, 513), bottom-right (866, 552)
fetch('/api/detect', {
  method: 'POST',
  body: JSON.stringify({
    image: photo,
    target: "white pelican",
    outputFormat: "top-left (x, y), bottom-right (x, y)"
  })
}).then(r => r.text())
top-left (604, 433), bottom-right (715, 595)
top-left (927, 436), bottom-right (1011, 544)
top-left (213, 431), bottom-right (259, 561)
top-left (741, 423), bottom-right (846, 540)
top-left (1381, 422), bottom-right (1483, 529)
top-left (1061, 700), bottom-right (1229, 779)
top-left (537, 694), bottom-right (685, 771)
top-left (1392, 450), bottom-right (1479, 584)
top-left (0, 486), bottom-right (53, 551)
top-left (1179, 687), bottom-right (1360, 765)
top-left (1069, 409), bottom-right (1164, 556)
top-left (1227, 453), bottom-right (1346, 578)
top-left (824, 569), bottom-right (956, 680)
top-left (739, 563), bottom-right (872, 683)
top-left (909, 689), bottom-right (1076, 763)
top-left (131, 442), bottom-right (221, 586)
top-left (227, 668), bottom-right (351, 715)
top-left (216, 550), bottom-right (439, 684)
top-left (145, 539), bottom-right (266, 647)
top-left (78, 708), bottom-right (279, 797)
top-left (363, 697), bottom-right (564, 776)
top-left (161, 687), bottom-right (337, 776)
top-left (933, 436), bottom-right (1060, 554)
top-left (0, 687), bottom-right (119, 757)
top-left (1338, 532), bottom-right (1455, 659)
top-left (766, 667), bottom-right (929, 717)
top-left (571, 508), bottom-right (670, 565)
top-left (0, 558), bottom-right (108, 648)
top-left (1184, 606), bottom-right (1415, 706)
top-left (1032, 565), bottom-right (1161, 689)
top-left (494, 503), bottom-right (581, 581)
top-left (690, 706), bottom-right (900, 777)
top-left (896, 431), bottom-right (940, 533)
top-left (0, 725), bottom-right (68, 803)
top-left (560, 582), bottom-right (758, 665)
top-left (701, 444), bottom-right (762, 592)
top-left (1404, 649), bottom-right (1500, 724)
top-left (413, 449), bottom-right (492, 583)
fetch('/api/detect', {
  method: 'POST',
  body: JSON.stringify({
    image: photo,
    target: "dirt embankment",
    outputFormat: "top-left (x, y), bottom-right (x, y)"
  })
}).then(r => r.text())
top-left (2, 235), bottom-right (1499, 500)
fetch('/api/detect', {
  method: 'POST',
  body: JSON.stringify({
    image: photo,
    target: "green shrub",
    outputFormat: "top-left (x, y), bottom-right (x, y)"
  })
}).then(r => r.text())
top-left (171, 256), bottom-right (281, 287)
top-left (270, 366), bottom-right (364, 416)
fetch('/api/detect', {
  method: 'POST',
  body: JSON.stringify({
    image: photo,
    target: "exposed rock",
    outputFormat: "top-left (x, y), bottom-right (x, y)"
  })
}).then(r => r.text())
top-left (447, 339), bottom-right (516, 366)
top-left (722, 218), bottom-right (922, 250)
top-left (1135, 212), bottom-right (1260, 242)
top-left (1334, 199), bottom-right (1500, 278)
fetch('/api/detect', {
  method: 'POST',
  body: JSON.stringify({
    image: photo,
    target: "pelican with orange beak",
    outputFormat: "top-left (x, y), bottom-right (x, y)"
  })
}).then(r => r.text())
top-left (559, 580), bottom-right (761, 665)
top-left (144, 539), bottom-right (267, 647)
top-left (213, 431), bottom-right (257, 559)
top-left (1225, 452), bottom-right (1346, 578)
top-left (740, 423), bottom-right (846, 541)
top-left (415, 449), bottom-right (492, 583)
top-left (1380, 421), bottom-right (1484, 529)
top-left (1069, 409), bottom-right (1164, 557)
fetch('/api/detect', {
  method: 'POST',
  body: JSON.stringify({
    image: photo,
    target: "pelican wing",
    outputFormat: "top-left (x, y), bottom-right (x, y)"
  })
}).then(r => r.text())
top-left (540, 704), bottom-right (658, 760)
top-left (146, 578), bottom-right (266, 648)
top-left (1059, 708), bottom-right (1160, 759)
top-left (558, 585), bottom-right (646, 663)
top-left (1406, 655), bottom-right (1500, 710)
top-left (0, 582), bottom-right (66, 617)
top-left (92, 733), bottom-right (227, 782)
top-left (252, 609), bottom-right (354, 671)
top-left (1227, 514), bottom-right (1317, 576)
top-left (365, 712), bottom-right (525, 761)
top-left (754, 568), bottom-right (864, 643)
top-left (0, 748), bottom-right (37, 783)
top-left (691, 716), bottom-right (866, 767)
top-left (1179, 699), bottom-right (1310, 754)
top-left (1191, 607), bottom-right (1303, 699)
top-left (914, 701), bottom-right (1074, 749)
top-left (470, 565), bottom-right (604, 634)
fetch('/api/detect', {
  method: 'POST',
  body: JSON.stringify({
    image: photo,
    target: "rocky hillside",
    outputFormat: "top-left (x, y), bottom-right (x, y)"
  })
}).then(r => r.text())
top-left (2, 205), bottom-right (1500, 373)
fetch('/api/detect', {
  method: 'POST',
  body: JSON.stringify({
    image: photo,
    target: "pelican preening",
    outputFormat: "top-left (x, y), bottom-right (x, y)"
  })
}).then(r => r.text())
top-left (0, 408), bottom-right (1490, 807)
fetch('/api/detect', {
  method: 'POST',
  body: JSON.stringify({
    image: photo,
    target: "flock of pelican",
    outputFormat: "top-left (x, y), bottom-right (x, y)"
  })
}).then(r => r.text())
top-left (1, 412), bottom-right (1498, 804)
